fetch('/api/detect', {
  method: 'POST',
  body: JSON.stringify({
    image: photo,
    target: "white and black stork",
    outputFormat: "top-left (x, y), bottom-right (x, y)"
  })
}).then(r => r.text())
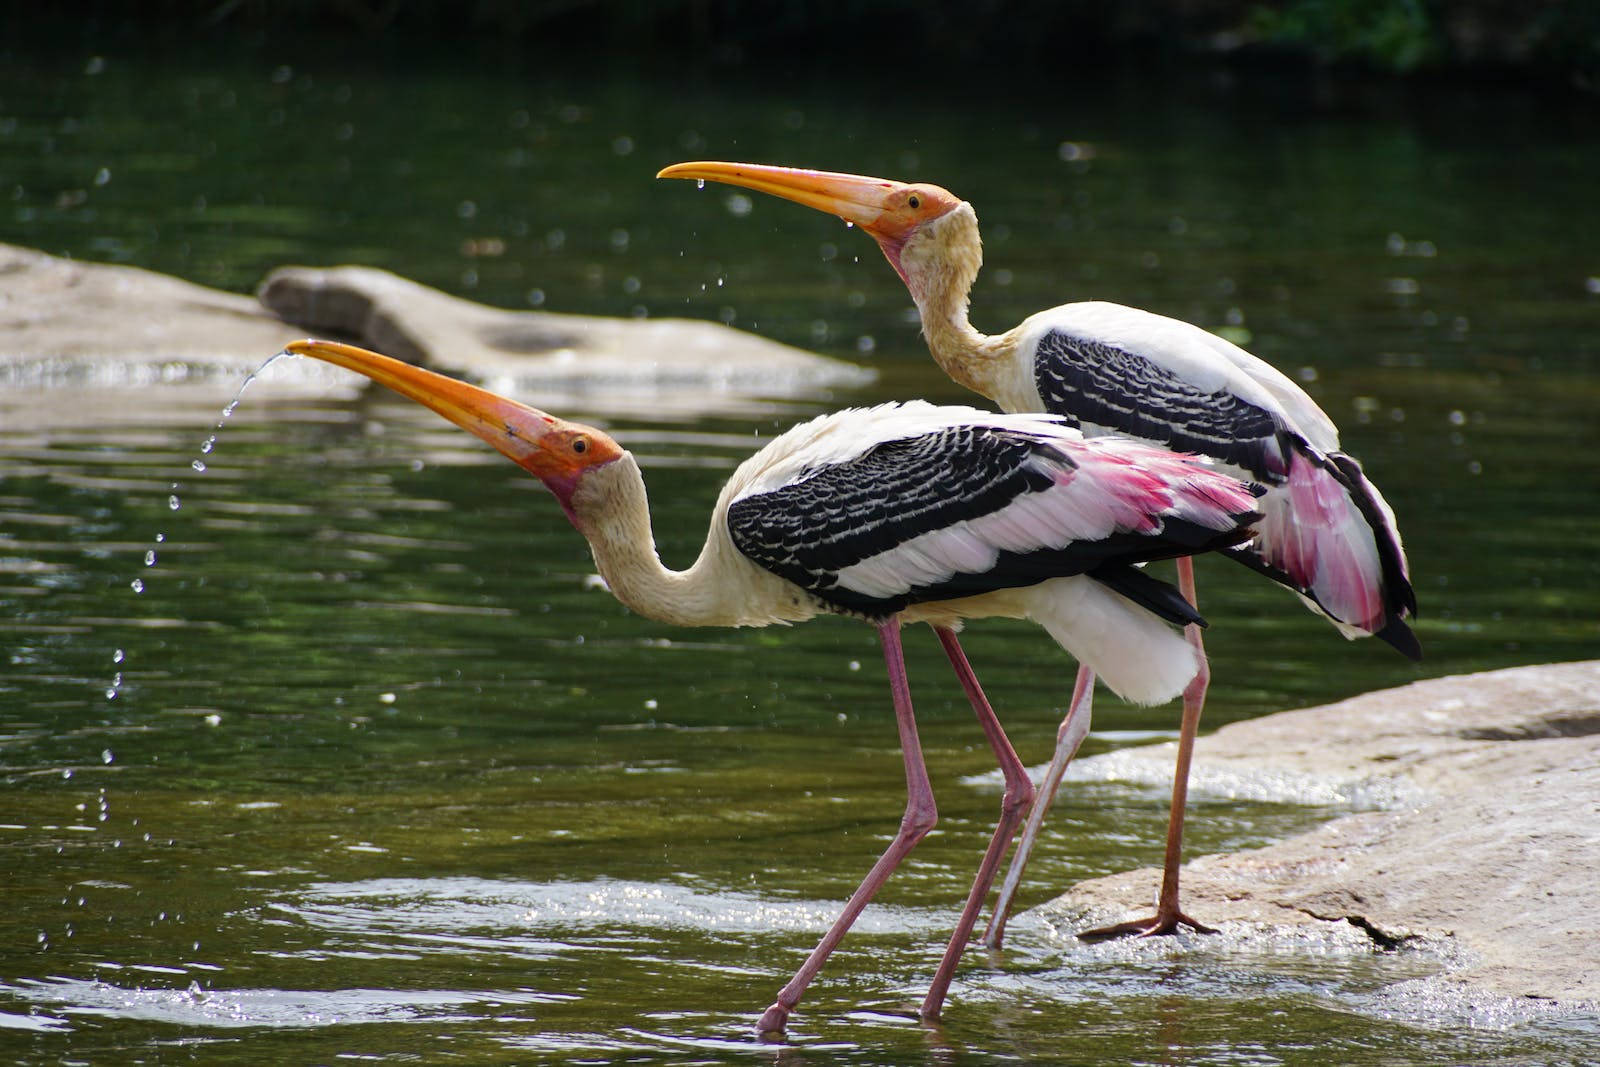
top-left (657, 161), bottom-right (1420, 945)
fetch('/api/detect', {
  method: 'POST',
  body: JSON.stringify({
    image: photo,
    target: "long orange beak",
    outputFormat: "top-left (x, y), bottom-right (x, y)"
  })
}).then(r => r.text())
top-left (286, 339), bottom-right (622, 505)
top-left (657, 161), bottom-right (905, 237)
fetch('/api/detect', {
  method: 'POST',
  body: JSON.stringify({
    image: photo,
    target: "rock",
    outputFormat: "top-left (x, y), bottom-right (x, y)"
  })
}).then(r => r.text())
top-left (0, 245), bottom-right (872, 429)
top-left (0, 243), bottom-right (325, 429)
top-left (257, 265), bottom-right (873, 408)
top-left (1030, 660), bottom-right (1600, 1009)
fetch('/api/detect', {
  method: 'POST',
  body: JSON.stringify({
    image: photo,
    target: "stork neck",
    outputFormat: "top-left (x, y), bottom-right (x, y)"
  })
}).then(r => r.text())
top-left (905, 204), bottom-right (1006, 400)
top-left (918, 288), bottom-right (998, 397)
top-left (568, 454), bottom-right (744, 629)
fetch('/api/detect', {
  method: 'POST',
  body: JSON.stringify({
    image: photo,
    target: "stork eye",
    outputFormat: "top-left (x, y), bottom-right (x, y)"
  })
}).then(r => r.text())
top-left (572, 436), bottom-right (588, 454)
top-left (908, 194), bottom-right (921, 209)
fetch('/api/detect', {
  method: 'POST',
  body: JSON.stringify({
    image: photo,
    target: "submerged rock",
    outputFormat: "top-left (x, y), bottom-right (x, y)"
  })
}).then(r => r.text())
top-left (1031, 660), bottom-right (1600, 1009)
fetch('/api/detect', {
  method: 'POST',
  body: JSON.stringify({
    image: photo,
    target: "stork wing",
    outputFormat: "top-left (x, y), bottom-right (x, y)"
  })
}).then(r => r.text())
top-left (727, 424), bottom-right (1259, 618)
top-left (1032, 328), bottom-right (1294, 481)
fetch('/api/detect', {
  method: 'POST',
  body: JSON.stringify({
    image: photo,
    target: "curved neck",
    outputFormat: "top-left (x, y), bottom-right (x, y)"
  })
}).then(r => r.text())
top-left (904, 205), bottom-right (1008, 399)
top-left (568, 454), bottom-right (764, 629)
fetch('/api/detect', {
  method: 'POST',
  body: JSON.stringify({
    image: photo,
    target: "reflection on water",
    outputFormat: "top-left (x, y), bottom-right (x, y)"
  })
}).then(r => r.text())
top-left (3, 27), bottom-right (1599, 1066)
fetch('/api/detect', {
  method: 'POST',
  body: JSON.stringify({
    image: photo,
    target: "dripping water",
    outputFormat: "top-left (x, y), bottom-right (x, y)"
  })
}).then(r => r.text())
top-left (104, 350), bottom-right (294, 705)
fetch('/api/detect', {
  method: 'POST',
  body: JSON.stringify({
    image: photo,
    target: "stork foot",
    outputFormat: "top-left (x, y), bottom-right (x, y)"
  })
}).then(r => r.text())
top-left (1077, 909), bottom-right (1217, 943)
top-left (756, 1001), bottom-right (791, 1034)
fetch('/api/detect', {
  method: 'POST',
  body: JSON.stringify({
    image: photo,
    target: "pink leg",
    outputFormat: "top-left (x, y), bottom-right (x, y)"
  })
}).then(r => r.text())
top-left (919, 626), bottom-right (1035, 1020)
top-left (982, 662), bottom-right (1095, 950)
top-left (1079, 555), bottom-right (1217, 941)
top-left (757, 618), bottom-right (938, 1033)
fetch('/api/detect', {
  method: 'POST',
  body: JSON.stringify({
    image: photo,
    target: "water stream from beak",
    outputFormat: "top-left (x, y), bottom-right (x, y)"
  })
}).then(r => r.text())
top-left (102, 351), bottom-right (295, 707)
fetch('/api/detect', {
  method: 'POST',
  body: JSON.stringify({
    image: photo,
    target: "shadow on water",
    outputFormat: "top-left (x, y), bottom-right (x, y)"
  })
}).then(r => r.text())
top-left (2, 23), bottom-right (1598, 1065)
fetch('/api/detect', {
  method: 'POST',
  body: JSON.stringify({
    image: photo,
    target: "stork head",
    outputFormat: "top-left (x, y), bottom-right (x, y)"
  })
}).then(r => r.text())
top-left (657, 161), bottom-right (976, 302)
top-left (285, 339), bottom-right (624, 526)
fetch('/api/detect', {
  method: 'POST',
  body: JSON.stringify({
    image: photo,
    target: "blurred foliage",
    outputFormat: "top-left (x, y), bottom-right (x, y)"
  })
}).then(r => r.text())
top-left (1247, 0), bottom-right (1600, 84)
top-left (3, 0), bottom-right (1597, 89)
top-left (1249, 0), bottom-right (1438, 71)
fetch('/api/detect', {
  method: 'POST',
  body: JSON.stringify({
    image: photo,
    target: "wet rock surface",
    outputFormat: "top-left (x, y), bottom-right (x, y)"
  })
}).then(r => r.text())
top-left (0, 245), bottom-right (870, 427)
top-left (256, 265), bottom-right (871, 397)
top-left (1033, 660), bottom-right (1600, 1009)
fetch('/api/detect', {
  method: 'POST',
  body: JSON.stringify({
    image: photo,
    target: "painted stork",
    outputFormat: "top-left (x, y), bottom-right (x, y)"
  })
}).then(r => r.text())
top-left (657, 161), bottom-right (1420, 945)
top-left (284, 339), bottom-right (1262, 1028)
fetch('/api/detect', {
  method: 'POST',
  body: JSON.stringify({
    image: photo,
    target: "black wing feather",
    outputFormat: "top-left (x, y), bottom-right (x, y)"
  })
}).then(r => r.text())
top-left (727, 425), bottom-right (1255, 620)
top-left (1034, 329), bottom-right (1290, 481)
top-left (728, 426), bottom-right (1053, 616)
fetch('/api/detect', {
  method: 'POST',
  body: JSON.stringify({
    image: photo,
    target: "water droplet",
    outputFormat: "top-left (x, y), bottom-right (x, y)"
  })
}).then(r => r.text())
top-left (102, 749), bottom-right (114, 764)
top-left (144, 549), bottom-right (156, 566)
top-left (191, 459), bottom-right (206, 472)
top-left (112, 648), bottom-right (124, 664)
top-left (695, 178), bottom-right (705, 189)
top-left (844, 220), bottom-right (854, 229)
top-left (155, 533), bottom-right (165, 543)
top-left (112, 672), bottom-right (122, 687)
top-left (223, 401), bottom-right (238, 419)
top-left (105, 687), bottom-right (118, 700)
top-left (716, 276), bottom-right (724, 287)
top-left (168, 495), bottom-right (181, 511)
top-left (201, 436), bottom-right (215, 454)
top-left (130, 578), bottom-right (144, 594)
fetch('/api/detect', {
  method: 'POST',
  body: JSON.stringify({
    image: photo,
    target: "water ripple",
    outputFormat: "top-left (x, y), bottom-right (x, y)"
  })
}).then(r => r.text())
top-left (0, 977), bottom-right (566, 1030)
top-left (285, 875), bottom-right (942, 942)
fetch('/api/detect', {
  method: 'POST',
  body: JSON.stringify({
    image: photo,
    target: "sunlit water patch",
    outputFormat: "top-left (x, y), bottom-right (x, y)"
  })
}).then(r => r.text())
top-left (282, 875), bottom-right (945, 948)
top-left (0, 977), bottom-right (564, 1030)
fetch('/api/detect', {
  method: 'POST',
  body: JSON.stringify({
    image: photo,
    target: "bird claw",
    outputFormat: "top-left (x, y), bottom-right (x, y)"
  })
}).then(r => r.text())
top-left (1077, 910), bottom-right (1218, 943)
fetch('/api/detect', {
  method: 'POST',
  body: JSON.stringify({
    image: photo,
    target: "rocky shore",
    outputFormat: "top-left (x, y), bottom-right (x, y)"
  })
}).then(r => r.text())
top-left (1031, 660), bottom-right (1600, 1011)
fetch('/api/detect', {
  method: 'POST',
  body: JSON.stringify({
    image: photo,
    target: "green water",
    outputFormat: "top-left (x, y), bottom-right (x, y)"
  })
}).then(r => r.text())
top-left (3, 28), bottom-right (1598, 1064)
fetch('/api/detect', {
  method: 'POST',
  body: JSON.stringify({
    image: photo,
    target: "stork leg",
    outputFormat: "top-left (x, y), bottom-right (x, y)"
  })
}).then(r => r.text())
top-left (920, 626), bottom-right (1035, 1020)
top-left (1079, 555), bottom-right (1218, 941)
top-left (757, 617), bottom-right (938, 1033)
top-left (981, 662), bottom-right (1095, 950)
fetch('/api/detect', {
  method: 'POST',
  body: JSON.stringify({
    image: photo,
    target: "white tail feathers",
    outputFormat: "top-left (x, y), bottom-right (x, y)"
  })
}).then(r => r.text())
top-left (1023, 577), bottom-right (1198, 706)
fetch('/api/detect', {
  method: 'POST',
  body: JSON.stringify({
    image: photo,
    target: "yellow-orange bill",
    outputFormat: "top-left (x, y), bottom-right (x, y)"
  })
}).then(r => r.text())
top-left (285, 339), bottom-right (618, 484)
top-left (657, 160), bottom-right (902, 231)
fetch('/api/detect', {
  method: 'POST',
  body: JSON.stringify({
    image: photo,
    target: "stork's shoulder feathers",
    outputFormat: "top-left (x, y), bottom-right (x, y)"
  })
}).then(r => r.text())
top-left (1013, 301), bottom-right (1340, 453)
top-left (720, 401), bottom-right (1080, 506)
